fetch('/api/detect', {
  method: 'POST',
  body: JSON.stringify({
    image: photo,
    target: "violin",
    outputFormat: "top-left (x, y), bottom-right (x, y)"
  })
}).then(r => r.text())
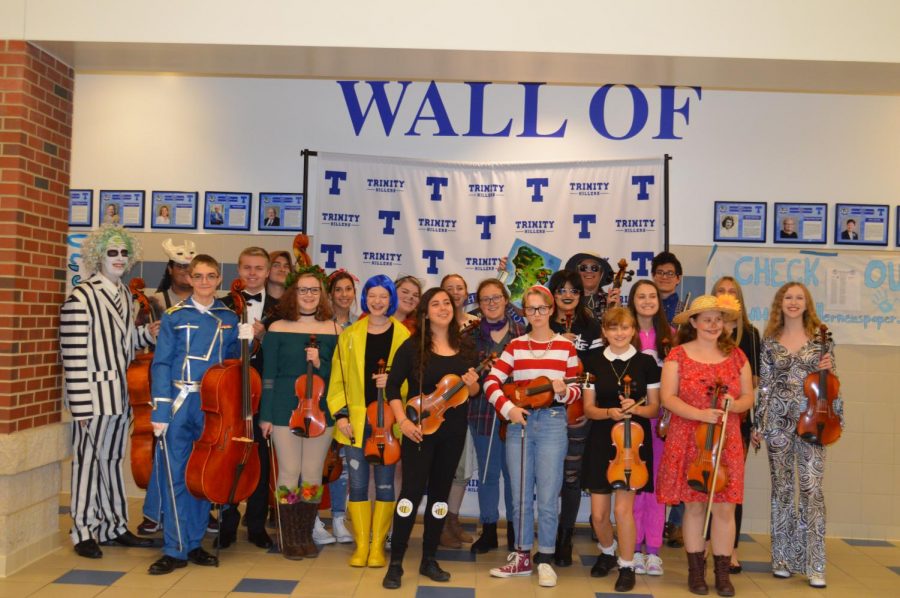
top-left (656, 409), bottom-right (672, 439)
top-left (126, 277), bottom-right (154, 489)
top-left (322, 439), bottom-right (344, 484)
top-left (686, 381), bottom-right (729, 494)
top-left (364, 359), bottom-right (400, 465)
top-left (612, 258), bottom-right (634, 290)
top-left (607, 375), bottom-right (649, 491)
top-left (797, 324), bottom-right (841, 446)
top-left (502, 372), bottom-right (595, 410)
top-left (460, 317), bottom-right (481, 335)
top-left (406, 354), bottom-right (495, 435)
top-left (289, 334), bottom-right (328, 438)
top-left (186, 279), bottom-right (263, 505)
top-left (565, 358), bottom-right (587, 426)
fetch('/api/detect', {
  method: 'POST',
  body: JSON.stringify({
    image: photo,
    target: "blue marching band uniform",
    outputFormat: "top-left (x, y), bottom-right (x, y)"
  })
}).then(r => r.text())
top-left (150, 297), bottom-right (239, 561)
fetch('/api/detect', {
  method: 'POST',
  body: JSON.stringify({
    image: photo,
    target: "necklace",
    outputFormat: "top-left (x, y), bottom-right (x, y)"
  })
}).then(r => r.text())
top-left (609, 355), bottom-right (632, 389)
top-left (527, 334), bottom-right (552, 358)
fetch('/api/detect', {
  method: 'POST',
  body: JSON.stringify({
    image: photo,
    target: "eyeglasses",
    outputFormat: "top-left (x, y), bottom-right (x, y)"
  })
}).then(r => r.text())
top-left (654, 270), bottom-right (678, 279)
top-left (555, 288), bottom-right (580, 296)
top-left (479, 295), bottom-right (504, 305)
top-left (524, 305), bottom-right (551, 316)
top-left (191, 273), bottom-right (219, 282)
top-left (578, 264), bottom-right (601, 273)
top-left (106, 249), bottom-right (129, 258)
top-left (297, 287), bottom-right (321, 295)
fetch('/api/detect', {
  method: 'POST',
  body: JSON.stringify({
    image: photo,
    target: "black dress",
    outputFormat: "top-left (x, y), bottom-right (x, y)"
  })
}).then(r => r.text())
top-left (581, 346), bottom-right (660, 493)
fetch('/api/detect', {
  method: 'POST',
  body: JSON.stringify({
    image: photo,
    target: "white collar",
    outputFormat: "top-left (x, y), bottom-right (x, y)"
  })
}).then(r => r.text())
top-left (604, 345), bottom-right (637, 362)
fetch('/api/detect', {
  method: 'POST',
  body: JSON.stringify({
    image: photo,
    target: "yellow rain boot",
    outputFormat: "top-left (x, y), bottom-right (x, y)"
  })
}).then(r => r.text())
top-left (367, 501), bottom-right (395, 567)
top-left (347, 501), bottom-right (372, 567)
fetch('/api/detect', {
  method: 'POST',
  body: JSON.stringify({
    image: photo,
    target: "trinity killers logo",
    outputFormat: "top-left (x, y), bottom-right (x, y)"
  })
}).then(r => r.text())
top-left (321, 212), bottom-right (361, 228)
top-left (515, 219), bottom-right (555, 234)
top-left (468, 183), bottom-right (504, 199)
top-left (418, 218), bottom-right (457, 233)
top-left (569, 181), bottom-right (610, 196)
top-left (366, 178), bottom-right (406, 193)
top-left (615, 218), bottom-right (656, 233)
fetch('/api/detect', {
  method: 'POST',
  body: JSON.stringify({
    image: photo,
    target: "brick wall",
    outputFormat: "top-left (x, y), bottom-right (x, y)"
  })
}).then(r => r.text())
top-left (0, 41), bottom-right (73, 434)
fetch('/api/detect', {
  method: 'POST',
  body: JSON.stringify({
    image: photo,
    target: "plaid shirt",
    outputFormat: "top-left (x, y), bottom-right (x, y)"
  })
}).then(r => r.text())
top-left (468, 318), bottom-right (526, 435)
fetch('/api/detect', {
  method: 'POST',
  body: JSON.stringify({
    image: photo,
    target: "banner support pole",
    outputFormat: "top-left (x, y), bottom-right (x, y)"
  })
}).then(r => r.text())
top-left (301, 149), bottom-right (318, 234)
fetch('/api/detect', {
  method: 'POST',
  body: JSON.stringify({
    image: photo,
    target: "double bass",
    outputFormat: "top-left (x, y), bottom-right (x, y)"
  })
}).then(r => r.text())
top-left (126, 278), bottom-right (154, 489)
top-left (607, 375), bottom-right (649, 491)
top-left (289, 334), bottom-right (328, 438)
top-left (364, 359), bottom-right (400, 465)
top-left (797, 324), bottom-right (841, 446)
top-left (186, 279), bottom-right (263, 505)
top-left (406, 354), bottom-right (495, 435)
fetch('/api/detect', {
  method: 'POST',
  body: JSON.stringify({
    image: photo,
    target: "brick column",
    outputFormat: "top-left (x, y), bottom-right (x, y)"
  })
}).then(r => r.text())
top-left (0, 40), bottom-right (74, 576)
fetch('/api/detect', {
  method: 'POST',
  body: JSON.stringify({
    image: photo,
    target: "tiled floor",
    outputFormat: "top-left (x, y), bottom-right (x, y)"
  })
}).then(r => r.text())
top-left (1, 497), bottom-right (898, 596)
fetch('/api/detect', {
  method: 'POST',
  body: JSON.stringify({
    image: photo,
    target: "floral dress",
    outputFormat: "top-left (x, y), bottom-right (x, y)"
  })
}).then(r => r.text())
top-left (656, 345), bottom-right (747, 505)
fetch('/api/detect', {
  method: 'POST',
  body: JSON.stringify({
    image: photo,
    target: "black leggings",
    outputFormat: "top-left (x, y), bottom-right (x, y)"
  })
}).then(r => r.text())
top-left (390, 420), bottom-right (466, 560)
top-left (558, 422), bottom-right (589, 531)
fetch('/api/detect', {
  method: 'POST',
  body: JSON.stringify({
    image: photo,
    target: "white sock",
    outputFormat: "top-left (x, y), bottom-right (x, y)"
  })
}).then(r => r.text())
top-left (618, 558), bottom-right (634, 568)
top-left (599, 543), bottom-right (616, 556)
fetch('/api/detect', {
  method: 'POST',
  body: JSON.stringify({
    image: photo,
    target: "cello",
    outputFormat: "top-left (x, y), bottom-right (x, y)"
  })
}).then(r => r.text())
top-left (612, 258), bottom-right (634, 291)
top-left (406, 354), bottom-right (495, 435)
top-left (126, 277), bottom-right (155, 489)
top-left (186, 279), bottom-right (263, 505)
top-left (797, 324), bottom-right (841, 446)
top-left (607, 375), bottom-right (649, 491)
top-left (364, 359), bottom-right (400, 465)
top-left (686, 381), bottom-right (729, 494)
top-left (289, 334), bottom-right (328, 438)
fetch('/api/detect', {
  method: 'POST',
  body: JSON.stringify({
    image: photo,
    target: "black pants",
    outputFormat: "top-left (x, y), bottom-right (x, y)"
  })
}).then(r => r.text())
top-left (222, 413), bottom-right (270, 534)
top-left (390, 419), bottom-right (466, 561)
top-left (558, 421), bottom-right (589, 531)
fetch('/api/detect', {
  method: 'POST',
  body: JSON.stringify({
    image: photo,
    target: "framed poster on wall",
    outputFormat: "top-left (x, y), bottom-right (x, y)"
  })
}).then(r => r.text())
top-left (151, 191), bottom-right (198, 229)
top-left (713, 201), bottom-right (766, 242)
top-left (834, 203), bottom-right (889, 246)
top-left (773, 202), bottom-right (827, 244)
top-left (204, 191), bottom-right (252, 231)
top-left (68, 189), bottom-right (93, 227)
top-left (259, 193), bottom-right (304, 232)
top-left (99, 190), bottom-right (145, 228)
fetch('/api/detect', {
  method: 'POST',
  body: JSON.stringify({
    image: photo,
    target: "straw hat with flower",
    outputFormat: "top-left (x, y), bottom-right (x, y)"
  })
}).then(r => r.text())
top-left (672, 294), bottom-right (741, 325)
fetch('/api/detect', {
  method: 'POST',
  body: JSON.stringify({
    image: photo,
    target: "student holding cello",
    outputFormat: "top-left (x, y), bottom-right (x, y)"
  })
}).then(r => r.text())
top-left (484, 285), bottom-right (582, 588)
top-left (657, 295), bottom-right (753, 596)
top-left (752, 282), bottom-right (843, 589)
top-left (380, 287), bottom-right (481, 589)
top-left (259, 264), bottom-right (339, 559)
top-left (581, 307), bottom-right (660, 592)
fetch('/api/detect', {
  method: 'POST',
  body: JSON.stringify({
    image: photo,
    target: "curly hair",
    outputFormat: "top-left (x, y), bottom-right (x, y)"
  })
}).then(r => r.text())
top-left (80, 224), bottom-right (141, 277)
top-left (627, 279), bottom-right (675, 358)
top-left (763, 282), bottom-right (822, 340)
top-left (411, 288), bottom-right (476, 379)
top-left (277, 272), bottom-right (332, 321)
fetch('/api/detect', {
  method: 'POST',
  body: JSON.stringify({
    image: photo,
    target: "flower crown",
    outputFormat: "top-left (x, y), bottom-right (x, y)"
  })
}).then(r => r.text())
top-left (285, 263), bottom-right (328, 290)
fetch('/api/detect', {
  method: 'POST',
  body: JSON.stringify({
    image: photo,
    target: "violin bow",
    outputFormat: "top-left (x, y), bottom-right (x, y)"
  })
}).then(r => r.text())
top-left (702, 384), bottom-right (731, 538)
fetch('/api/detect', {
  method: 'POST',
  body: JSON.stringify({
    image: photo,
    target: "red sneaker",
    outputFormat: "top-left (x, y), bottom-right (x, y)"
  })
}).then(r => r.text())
top-left (490, 551), bottom-right (532, 577)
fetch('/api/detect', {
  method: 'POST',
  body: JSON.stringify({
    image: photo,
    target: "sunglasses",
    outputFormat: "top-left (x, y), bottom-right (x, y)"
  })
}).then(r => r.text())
top-left (106, 249), bottom-right (129, 258)
top-left (578, 264), bottom-right (601, 273)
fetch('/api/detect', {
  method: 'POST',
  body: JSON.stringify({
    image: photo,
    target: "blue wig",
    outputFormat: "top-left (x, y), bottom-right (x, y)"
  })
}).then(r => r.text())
top-left (360, 274), bottom-right (398, 316)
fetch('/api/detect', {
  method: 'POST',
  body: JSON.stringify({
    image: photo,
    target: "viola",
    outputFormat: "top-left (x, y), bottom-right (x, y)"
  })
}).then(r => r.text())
top-left (406, 354), bottom-right (495, 435)
top-left (186, 279), bottom-right (263, 505)
top-left (797, 324), bottom-right (841, 446)
top-left (364, 359), bottom-right (400, 465)
top-left (322, 439), bottom-right (344, 484)
top-left (686, 381), bottom-right (729, 494)
top-left (502, 372), bottom-right (595, 410)
top-left (126, 277), bottom-right (154, 489)
top-left (607, 375), bottom-right (649, 491)
top-left (289, 334), bottom-right (328, 438)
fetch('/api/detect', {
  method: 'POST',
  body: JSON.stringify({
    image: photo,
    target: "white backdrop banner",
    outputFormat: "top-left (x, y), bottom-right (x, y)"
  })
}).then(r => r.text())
top-left (312, 152), bottom-right (665, 292)
top-left (707, 246), bottom-right (900, 346)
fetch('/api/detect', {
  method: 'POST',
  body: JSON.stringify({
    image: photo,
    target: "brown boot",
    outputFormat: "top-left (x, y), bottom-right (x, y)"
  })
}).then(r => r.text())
top-left (687, 551), bottom-right (709, 595)
top-left (278, 503), bottom-right (303, 560)
top-left (448, 512), bottom-right (473, 543)
top-left (439, 516), bottom-right (462, 549)
top-left (297, 502), bottom-right (319, 558)
top-left (713, 555), bottom-right (735, 597)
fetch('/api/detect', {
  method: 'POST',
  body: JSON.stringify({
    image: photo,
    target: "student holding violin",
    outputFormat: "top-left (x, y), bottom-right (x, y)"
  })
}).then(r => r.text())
top-left (581, 307), bottom-right (660, 592)
top-left (259, 265), bottom-right (339, 559)
top-left (752, 282), bottom-right (843, 589)
top-left (484, 285), bottom-right (582, 588)
top-left (380, 287), bottom-right (480, 589)
top-left (656, 295), bottom-right (753, 597)
top-left (327, 275), bottom-right (410, 569)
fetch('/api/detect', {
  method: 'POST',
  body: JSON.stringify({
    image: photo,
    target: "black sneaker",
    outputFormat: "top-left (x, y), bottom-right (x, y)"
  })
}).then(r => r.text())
top-left (383, 562), bottom-right (404, 589)
top-left (591, 553), bottom-right (618, 578)
top-left (419, 558), bottom-right (450, 582)
top-left (615, 566), bottom-right (636, 592)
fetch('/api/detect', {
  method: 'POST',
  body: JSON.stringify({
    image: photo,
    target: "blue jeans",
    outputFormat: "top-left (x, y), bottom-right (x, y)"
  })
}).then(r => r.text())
top-left (506, 406), bottom-right (568, 554)
top-left (470, 422), bottom-right (513, 524)
top-left (328, 447), bottom-right (349, 516)
top-left (344, 445), bottom-right (395, 502)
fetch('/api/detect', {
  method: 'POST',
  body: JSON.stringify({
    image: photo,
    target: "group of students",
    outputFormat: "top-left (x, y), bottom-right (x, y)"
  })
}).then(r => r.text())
top-left (61, 226), bottom-right (843, 596)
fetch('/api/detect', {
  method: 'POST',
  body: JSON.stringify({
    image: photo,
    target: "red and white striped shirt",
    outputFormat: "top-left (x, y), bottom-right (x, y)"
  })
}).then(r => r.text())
top-left (483, 333), bottom-right (582, 420)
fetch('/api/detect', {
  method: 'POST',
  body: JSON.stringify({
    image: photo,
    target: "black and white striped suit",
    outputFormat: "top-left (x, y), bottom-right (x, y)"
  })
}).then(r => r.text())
top-left (60, 273), bottom-right (153, 544)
